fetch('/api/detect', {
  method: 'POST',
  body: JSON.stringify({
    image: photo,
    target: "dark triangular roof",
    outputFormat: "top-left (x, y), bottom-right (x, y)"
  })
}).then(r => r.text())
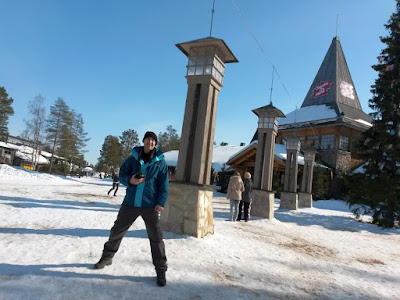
top-left (300, 37), bottom-right (371, 124)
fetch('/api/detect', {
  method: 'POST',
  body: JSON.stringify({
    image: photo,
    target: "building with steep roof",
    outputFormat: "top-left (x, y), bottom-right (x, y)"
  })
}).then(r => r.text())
top-left (225, 37), bottom-right (372, 197)
top-left (277, 37), bottom-right (372, 173)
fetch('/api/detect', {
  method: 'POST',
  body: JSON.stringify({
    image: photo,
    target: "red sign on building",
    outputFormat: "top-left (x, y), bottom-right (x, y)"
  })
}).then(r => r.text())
top-left (311, 80), bottom-right (333, 98)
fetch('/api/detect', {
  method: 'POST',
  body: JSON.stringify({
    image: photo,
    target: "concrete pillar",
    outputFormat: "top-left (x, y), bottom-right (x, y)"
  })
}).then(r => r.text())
top-left (175, 76), bottom-right (220, 185)
top-left (280, 133), bottom-right (301, 210)
top-left (299, 149), bottom-right (316, 207)
top-left (161, 37), bottom-right (238, 238)
top-left (251, 104), bottom-right (285, 219)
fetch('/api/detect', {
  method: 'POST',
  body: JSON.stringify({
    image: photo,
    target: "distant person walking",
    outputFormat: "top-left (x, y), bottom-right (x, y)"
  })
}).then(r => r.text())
top-left (94, 131), bottom-right (169, 287)
top-left (226, 171), bottom-right (244, 222)
top-left (237, 172), bottom-right (253, 222)
top-left (107, 168), bottom-right (120, 196)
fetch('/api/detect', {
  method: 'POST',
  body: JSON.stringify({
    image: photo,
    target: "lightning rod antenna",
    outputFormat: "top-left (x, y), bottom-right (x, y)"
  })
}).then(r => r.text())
top-left (269, 66), bottom-right (275, 105)
top-left (209, 0), bottom-right (216, 36)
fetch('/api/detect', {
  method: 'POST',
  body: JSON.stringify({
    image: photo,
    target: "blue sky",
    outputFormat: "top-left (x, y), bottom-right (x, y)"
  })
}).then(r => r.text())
top-left (0, 0), bottom-right (396, 165)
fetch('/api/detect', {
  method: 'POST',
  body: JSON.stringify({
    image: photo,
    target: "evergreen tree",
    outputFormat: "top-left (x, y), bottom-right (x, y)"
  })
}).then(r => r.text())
top-left (311, 165), bottom-right (331, 200)
top-left (72, 112), bottom-right (89, 163)
top-left (120, 129), bottom-right (139, 159)
top-left (97, 135), bottom-right (122, 172)
top-left (157, 131), bottom-right (169, 152)
top-left (74, 154), bottom-right (87, 169)
top-left (0, 86), bottom-right (14, 139)
top-left (157, 125), bottom-right (180, 152)
top-left (57, 110), bottom-right (89, 169)
top-left (346, 2), bottom-right (400, 227)
top-left (45, 98), bottom-right (70, 173)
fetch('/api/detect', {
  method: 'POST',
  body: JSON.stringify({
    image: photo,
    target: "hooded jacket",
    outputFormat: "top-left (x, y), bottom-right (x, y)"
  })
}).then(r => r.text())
top-left (226, 175), bottom-right (244, 201)
top-left (119, 146), bottom-right (169, 208)
top-left (242, 178), bottom-right (253, 203)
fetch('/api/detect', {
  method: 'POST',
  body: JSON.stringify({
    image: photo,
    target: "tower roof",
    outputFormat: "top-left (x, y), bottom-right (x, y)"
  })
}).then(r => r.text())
top-left (300, 37), bottom-right (371, 124)
top-left (252, 103), bottom-right (285, 118)
top-left (176, 37), bottom-right (238, 63)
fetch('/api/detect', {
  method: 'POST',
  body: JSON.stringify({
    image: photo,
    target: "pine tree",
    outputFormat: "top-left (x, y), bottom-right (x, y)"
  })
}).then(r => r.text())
top-left (57, 110), bottom-right (89, 170)
top-left (0, 86), bottom-right (14, 139)
top-left (157, 125), bottom-right (180, 152)
top-left (72, 113), bottom-right (89, 164)
top-left (97, 135), bottom-right (122, 172)
top-left (346, 2), bottom-right (400, 227)
top-left (45, 98), bottom-right (70, 173)
top-left (120, 129), bottom-right (139, 160)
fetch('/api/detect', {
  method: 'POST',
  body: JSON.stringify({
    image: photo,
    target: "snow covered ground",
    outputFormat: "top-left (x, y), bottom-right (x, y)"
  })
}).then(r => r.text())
top-left (0, 164), bottom-right (399, 300)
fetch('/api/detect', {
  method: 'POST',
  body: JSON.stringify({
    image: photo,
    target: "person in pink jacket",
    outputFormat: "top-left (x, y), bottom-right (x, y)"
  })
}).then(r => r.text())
top-left (226, 171), bottom-right (245, 221)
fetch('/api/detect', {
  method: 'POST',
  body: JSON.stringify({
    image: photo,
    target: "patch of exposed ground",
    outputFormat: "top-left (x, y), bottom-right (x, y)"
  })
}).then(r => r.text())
top-left (356, 258), bottom-right (384, 265)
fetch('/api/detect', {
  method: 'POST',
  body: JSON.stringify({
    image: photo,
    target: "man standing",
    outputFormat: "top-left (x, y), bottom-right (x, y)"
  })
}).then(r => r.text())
top-left (94, 131), bottom-right (169, 287)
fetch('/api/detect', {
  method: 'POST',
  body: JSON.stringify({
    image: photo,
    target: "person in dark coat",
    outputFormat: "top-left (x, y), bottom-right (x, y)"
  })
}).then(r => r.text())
top-left (107, 167), bottom-right (120, 196)
top-left (94, 131), bottom-right (169, 287)
top-left (237, 172), bottom-right (253, 222)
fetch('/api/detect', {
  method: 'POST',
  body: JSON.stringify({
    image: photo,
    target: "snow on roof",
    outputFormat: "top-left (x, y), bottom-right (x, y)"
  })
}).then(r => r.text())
top-left (163, 145), bottom-right (247, 172)
top-left (212, 145), bottom-right (247, 171)
top-left (279, 105), bottom-right (337, 126)
top-left (0, 141), bottom-right (65, 162)
top-left (273, 143), bottom-right (304, 165)
top-left (15, 151), bottom-right (49, 164)
top-left (228, 141), bottom-right (306, 166)
top-left (227, 141), bottom-right (329, 169)
top-left (163, 150), bottom-right (179, 167)
top-left (165, 143), bottom-right (329, 171)
top-left (0, 141), bottom-right (20, 150)
top-left (13, 145), bottom-right (49, 164)
top-left (40, 150), bottom-right (64, 159)
top-left (354, 118), bottom-right (372, 127)
top-left (227, 140), bottom-right (257, 162)
top-left (81, 166), bottom-right (93, 172)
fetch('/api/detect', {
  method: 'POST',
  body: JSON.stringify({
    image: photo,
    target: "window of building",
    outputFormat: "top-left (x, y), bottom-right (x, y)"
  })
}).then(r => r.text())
top-left (339, 136), bottom-right (349, 151)
top-left (306, 135), bottom-right (320, 149)
top-left (321, 134), bottom-right (334, 149)
top-left (307, 135), bottom-right (319, 140)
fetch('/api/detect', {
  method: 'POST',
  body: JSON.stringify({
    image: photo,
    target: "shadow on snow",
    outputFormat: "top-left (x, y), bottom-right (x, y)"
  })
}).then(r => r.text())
top-left (0, 195), bottom-right (119, 212)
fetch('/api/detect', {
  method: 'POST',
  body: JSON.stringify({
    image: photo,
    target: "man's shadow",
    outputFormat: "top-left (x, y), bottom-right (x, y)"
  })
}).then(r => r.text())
top-left (0, 263), bottom-right (154, 284)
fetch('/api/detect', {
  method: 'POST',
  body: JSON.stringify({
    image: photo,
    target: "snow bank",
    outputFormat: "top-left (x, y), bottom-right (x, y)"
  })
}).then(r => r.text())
top-left (0, 164), bottom-right (69, 183)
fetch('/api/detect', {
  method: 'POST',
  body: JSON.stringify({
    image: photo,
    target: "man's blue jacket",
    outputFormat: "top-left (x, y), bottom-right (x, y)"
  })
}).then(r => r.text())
top-left (119, 146), bottom-right (169, 208)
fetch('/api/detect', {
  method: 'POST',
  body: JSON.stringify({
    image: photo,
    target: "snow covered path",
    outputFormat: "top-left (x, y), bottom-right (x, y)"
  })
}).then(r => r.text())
top-left (0, 165), bottom-right (399, 299)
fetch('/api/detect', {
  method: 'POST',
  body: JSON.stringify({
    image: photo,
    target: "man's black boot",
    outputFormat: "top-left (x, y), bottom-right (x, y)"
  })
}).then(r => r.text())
top-left (94, 257), bottom-right (112, 269)
top-left (156, 271), bottom-right (166, 286)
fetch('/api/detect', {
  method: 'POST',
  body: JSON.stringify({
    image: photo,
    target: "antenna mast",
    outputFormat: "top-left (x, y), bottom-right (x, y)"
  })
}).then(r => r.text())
top-left (269, 67), bottom-right (275, 105)
top-left (209, 0), bottom-right (216, 36)
top-left (336, 14), bottom-right (339, 38)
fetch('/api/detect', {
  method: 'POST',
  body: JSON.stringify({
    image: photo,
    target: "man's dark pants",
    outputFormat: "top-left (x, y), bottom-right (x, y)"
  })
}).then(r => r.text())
top-left (101, 204), bottom-right (167, 272)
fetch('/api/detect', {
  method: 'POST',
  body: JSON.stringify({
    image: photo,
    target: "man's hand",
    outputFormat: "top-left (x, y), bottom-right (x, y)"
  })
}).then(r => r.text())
top-left (129, 176), bottom-right (145, 185)
top-left (154, 205), bottom-right (164, 213)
